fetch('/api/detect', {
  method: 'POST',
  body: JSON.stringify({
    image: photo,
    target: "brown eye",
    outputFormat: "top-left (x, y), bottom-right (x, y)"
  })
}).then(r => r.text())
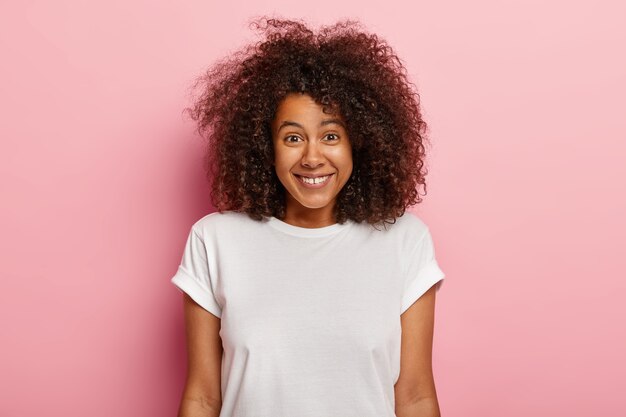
top-left (285, 135), bottom-right (302, 143)
top-left (325, 133), bottom-right (339, 141)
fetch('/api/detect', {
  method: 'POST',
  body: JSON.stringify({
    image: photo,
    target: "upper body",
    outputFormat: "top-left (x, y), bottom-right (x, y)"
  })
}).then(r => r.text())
top-left (172, 209), bottom-right (444, 417)
top-left (172, 17), bottom-right (445, 417)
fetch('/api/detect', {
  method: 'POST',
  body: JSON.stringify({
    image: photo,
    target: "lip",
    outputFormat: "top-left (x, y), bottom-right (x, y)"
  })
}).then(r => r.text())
top-left (294, 173), bottom-right (334, 179)
top-left (294, 173), bottom-right (334, 189)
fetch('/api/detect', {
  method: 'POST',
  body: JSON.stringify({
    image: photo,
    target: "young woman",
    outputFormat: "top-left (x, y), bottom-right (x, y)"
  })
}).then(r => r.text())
top-left (171, 17), bottom-right (446, 417)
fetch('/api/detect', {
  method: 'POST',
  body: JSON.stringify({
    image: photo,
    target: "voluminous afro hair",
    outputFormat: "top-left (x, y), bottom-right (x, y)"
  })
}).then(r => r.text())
top-left (186, 17), bottom-right (432, 226)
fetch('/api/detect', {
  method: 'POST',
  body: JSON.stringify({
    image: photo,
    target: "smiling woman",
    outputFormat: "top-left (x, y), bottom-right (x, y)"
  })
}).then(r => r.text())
top-left (171, 16), bottom-right (446, 417)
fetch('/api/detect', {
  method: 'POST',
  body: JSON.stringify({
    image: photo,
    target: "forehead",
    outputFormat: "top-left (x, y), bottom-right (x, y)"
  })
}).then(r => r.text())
top-left (273, 93), bottom-right (342, 122)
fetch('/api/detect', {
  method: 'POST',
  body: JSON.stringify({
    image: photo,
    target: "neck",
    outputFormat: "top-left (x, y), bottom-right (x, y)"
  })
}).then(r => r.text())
top-left (282, 200), bottom-right (337, 228)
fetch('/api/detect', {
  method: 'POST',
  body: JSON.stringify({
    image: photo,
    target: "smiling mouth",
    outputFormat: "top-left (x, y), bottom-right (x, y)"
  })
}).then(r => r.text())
top-left (294, 173), bottom-right (334, 186)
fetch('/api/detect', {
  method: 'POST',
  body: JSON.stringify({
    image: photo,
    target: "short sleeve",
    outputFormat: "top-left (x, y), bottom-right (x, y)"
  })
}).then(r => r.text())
top-left (401, 227), bottom-right (445, 314)
top-left (171, 227), bottom-right (222, 318)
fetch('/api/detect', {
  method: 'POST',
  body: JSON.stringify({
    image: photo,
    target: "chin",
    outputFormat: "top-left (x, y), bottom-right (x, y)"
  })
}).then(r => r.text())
top-left (294, 199), bottom-right (333, 210)
top-left (287, 191), bottom-right (333, 209)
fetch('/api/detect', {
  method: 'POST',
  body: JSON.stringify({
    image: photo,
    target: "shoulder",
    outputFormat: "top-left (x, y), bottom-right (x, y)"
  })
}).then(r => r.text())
top-left (353, 212), bottom-right (431, 252)
top-left (191, 210), bottom-right (267, 237)
top-left (385, 211), bottom-right (430, 240)
top-left (395, 211), bottom-right (429, 231)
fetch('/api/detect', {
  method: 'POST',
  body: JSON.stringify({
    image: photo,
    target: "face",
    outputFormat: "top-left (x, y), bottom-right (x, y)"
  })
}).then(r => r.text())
top-left (271, 93), bottom-right (353, 222)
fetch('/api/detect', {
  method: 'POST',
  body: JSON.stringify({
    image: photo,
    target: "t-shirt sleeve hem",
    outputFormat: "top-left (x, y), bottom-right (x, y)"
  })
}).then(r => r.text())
top-left (400, 260), bottom-right (445, 315)
top-left (171, 266), bottom-right (222, 318)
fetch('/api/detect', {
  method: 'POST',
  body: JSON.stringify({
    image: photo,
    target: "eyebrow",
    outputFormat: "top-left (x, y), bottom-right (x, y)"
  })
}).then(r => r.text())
top-left (276, 119), bottom-right (346, 132)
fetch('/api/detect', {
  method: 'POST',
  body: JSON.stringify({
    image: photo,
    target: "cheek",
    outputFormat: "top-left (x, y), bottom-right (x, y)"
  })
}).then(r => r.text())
top-left (273, 152), bottom-right (296, 176)
top-left (275, 146), bottom-right (300, 163)
top-left (335, 149), bottom-right (353, 170)
top-left (341, 154), bottom-right (354, 179)
top-left (272, 145), bottom-right (286, 166)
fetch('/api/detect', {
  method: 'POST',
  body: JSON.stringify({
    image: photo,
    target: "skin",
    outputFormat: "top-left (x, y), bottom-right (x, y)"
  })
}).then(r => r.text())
top-left (177, 294), bottom-right (222, 417)
top-left (270, 92), bottom-right (353, 228)
top-left (395, 285), bottom-right (441, 417)
top-left (178, 92), bottom-right (440, 417)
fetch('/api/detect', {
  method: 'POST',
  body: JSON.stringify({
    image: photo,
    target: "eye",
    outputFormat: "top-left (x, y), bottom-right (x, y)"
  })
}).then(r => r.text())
top-left (285, 135), bottom-right (302, 143)
top-left (324, 133), bottom-right (340, 141)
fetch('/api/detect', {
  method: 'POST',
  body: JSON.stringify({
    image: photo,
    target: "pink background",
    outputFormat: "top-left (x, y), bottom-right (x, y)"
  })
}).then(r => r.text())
top-left (1, 1), bottom-right (624, 416)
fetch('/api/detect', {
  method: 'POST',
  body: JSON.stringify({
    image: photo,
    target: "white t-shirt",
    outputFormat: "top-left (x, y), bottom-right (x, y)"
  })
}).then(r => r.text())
top-left (171, 210), bottom-right (445, 417)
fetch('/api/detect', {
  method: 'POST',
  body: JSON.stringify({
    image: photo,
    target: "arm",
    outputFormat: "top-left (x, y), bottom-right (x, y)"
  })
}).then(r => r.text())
top-left (177, 293), bottom-right (223, 417)
top-left (394, 285), bottom-right (441, 417)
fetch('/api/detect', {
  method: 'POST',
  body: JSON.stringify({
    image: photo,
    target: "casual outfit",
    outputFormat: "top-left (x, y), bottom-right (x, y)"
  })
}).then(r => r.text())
top-left (171, 210), bottom-right (445, 417)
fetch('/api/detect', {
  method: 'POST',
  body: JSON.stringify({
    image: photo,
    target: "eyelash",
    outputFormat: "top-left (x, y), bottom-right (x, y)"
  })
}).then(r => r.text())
top-left (285, 134), bottom-right (339, 143)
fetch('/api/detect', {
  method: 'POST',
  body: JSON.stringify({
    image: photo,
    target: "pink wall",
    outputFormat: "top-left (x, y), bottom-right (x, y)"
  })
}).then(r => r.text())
top-left (1, 1), bottom-right (624, 416)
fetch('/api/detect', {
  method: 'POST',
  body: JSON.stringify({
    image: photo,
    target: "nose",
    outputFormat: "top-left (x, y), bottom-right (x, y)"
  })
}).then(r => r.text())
top-left (301, 140), bottom-right (324, 168)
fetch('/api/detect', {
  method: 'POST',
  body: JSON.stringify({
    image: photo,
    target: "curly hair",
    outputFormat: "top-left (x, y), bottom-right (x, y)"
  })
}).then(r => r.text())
top-left (185, 17), bottom-right (432, 226)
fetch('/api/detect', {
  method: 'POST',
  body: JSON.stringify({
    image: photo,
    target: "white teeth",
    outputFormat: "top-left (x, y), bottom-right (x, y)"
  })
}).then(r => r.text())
top-left (300, 175), bottom-right (330, 184)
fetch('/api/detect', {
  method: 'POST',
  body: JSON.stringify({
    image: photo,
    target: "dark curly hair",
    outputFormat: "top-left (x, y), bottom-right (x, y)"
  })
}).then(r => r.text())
top-left (185, 17), bottom-right (432, 226)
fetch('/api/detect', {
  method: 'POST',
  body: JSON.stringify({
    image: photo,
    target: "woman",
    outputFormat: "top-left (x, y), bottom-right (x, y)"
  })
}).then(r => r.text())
top-left (171, 17), bottom-right (446, 417)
